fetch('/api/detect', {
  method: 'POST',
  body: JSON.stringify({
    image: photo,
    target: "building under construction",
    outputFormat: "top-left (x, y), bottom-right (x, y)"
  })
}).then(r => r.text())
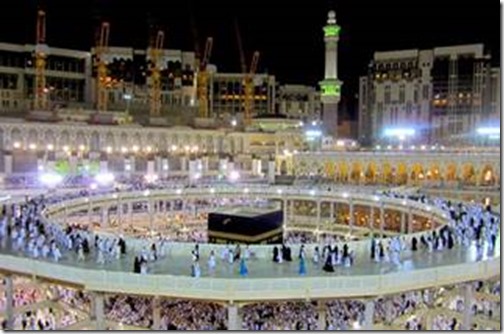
top-left (0, 10), bottom-right (322, 128)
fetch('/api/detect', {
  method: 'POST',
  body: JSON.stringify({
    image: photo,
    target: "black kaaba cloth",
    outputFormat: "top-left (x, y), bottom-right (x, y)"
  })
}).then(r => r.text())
top-left (207, 207), bottom-right (283, 244)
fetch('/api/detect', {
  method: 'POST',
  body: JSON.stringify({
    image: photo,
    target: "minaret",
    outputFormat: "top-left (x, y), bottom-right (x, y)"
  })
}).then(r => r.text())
top-left (319, 10), bottom-right (343, 138)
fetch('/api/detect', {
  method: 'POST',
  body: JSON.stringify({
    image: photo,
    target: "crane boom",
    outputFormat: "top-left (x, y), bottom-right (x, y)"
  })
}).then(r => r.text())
top-left (201, 37), bottom-right (213, 70)
top-left (96, 22), bottom-right (110, 113)
top-left (249, 51), bottom-right (260, 75)
top-left (233, 19), bottom-right (247, 74)
top-left (197, 37), bottom-right (213, 118)
top-left (34, 10), bottom-right (48, 111)
top-left (149, 30), bottom-right (165, 117)
top-left (244, 51), bottom-right (260, 125)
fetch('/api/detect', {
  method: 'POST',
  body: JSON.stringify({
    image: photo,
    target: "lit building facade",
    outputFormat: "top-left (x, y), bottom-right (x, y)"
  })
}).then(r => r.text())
top-left (276, 84), bottom-right (321, 122)
top-left (358, 44), bottom-right (500, 146)
top-left (0, 42), bottom-right (196, 116)
top-left (207, 72), bottom-right (276, 121)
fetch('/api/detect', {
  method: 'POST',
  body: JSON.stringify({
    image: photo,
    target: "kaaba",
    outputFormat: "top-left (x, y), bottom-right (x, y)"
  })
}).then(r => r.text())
top-left (207, 207), bottom-right (283, 244)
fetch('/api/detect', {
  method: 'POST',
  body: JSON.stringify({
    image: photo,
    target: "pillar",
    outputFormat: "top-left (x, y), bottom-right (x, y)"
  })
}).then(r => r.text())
top-left (290, 199), bottom-right (294, 225)
top-left (152, 297), bottom-right (161, 330)
top-left (462, 283), bottom-right (474, 330)
top-left (4, 275), bottom-right (14, 330)
top-left (128, 201), bottom-right (133, 224)
top-left (363, 299), bottom-right (375, 330)
top-left (400, 211), bottom-right (406, 234)
top-left (425, 310), bottom-right (433, 330)
top-left (408, 206), bottom-right (413, 233)
top-left (94, 292), bottom-right (106, 330)
top-left (379, 203), bottom-right (385, 238)
top-left (117, 198), bottom-right (122, 230)
top-left (4, 153), bottom-right (12, 175)
top-left (317, 301), bottom-right (326, 330)
top-left (283, 199), bottom-right (288, 238)
top-left (349, 199), bottom-right (354, 235)
top-left (180, 156), bottom-right (187, 172)
top-left (101, 207), bottom-right (108, 227)
top-left (369, 205), bottom-right (375, 238)
top-left (329, 202), bottom-right (334, 221)
top-left (148, 199), bottom-right (154, 233)
top-left (227, 304), bottom-right (242, 330)
top-left (267, 160), bottom-right (276, 184)
top-left (316, 199), bottom-right (321, 237)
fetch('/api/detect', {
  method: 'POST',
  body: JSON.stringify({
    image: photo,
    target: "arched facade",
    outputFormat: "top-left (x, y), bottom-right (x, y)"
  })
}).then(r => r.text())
top-left (293, 152), bottom-right (500, 187)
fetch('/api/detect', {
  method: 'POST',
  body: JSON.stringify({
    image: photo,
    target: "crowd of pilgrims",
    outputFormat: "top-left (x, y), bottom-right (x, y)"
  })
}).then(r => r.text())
top-left (0, 188), bottom-right (499, 280)
top-left (0, 276), bottom-right (500, 330)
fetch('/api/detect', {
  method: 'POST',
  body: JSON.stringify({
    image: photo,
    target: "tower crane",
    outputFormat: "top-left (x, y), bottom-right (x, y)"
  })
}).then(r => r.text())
top-left (244, 51), bottom-right (260, 124)
top-left (197, 37), bottom-right (213, 118)
top-left (96, 22), bottom-right (110, 112)
top-left (149, 30), bottom-right (165, 117)
top-left (34, 10), bottom-right (48, 111)
top-left (234, 18), bottom-right (260, 125)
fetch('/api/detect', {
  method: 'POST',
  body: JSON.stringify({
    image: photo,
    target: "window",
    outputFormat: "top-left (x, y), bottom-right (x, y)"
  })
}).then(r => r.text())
top-left (414, 88), bottom-right (419, 104)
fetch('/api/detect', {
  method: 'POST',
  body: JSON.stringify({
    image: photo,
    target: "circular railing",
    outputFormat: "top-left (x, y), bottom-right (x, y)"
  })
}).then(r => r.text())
top-left (0, 186), bottom-right (499, 302)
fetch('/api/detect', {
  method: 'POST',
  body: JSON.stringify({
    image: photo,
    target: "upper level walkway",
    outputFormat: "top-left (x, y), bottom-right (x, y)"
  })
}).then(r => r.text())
top-left (0, 186), bottom-right (500, 302)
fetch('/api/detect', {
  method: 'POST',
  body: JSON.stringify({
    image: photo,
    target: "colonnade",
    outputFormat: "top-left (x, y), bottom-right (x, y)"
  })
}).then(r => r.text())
top-left (58, 192), bottom-right (429, 240)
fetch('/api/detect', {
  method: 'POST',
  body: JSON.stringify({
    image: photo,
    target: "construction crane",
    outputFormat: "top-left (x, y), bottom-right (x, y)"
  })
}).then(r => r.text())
top-left (197, 37), bottom-right (213, 118)
top-left (244, 51), bottom-right (260, 124)
top-left (34, 10), bottom-right (48, 111)
top-left (234, 19), bottom-right (260, 125)
top-left (149, 30), bottom-right (165, 117)
top-left (96, 22), bottom-right (110, 112)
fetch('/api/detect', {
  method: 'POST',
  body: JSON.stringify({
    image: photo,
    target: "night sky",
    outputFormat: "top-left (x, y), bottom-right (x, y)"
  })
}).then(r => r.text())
top-left (0, 0), bottom-right (499, 118)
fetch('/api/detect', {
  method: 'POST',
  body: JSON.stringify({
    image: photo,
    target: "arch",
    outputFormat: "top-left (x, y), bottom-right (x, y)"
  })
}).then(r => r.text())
top-left (427, 163), bottom-right (441, 181)
top-left (461, 164), bottom-right (476, 185)
top-left (480, 165), bottom-right (495, 186)
top-left (120, 132), bottom-right (129, 148)
top-left (171, 134), bottom-right (179, 146)
top-left (445, 163), bottom-right (457, 182)
top-left (59, 130), bottom-right (70, 148)
top-left (381, 162), bottom-right (393, 184)
top-left (27, 129), bottom-right (38, 145)
top-left (158, 134), bottom-right (167, 152)
top-left (365, 162), bottom-right (377, 183)
top-left (206, 135), bottom-right (214, 153)
top-left (396, 162), bottom-right (408, 185)
top-left (90, 131), bottom-right (100, 152)
top-left (105, 132), bottom-right (115, 148)
top-left (146, 133), bottom-right (155, 149)
top-left (350, 162), bottom-right (362, 183)
top-left (338, 162), bottom-right (348, 182)
top-left (410, 163), bottom-right (424, 183)
top-left (133, 133), bottom-right (142, 147)
top-left (279, 160), bottom-right (288, 175)
top-left (10, 128), bottom-right (22, 146)
top-left (324, 161), bottom-right (335, 179)
top-left (44, 129), bottom-right (55, 149)
top-left (75, 131), bottom-right (87, 148)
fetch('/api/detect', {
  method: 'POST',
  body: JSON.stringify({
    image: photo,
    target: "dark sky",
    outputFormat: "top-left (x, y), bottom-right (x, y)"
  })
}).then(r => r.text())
top-left (0, 0), bottom-right (500, 117)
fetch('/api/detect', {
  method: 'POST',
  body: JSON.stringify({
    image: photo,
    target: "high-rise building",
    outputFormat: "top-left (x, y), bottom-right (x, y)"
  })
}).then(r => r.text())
top-left (319, 10), bottom-right (342, 138)
top-left (358, 44), bottom-right (500, 146)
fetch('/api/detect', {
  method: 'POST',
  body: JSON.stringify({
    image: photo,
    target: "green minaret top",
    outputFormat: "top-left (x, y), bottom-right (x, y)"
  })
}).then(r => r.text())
top-left (323, 11), bottom-right (341, 37)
